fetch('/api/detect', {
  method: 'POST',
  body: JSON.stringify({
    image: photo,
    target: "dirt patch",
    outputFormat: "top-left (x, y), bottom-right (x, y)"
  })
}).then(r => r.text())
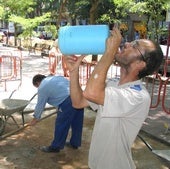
top-left (0, 108), bottom-right (94, 169)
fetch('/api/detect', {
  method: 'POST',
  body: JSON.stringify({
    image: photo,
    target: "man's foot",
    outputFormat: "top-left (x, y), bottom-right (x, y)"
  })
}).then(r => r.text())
top-left (65, 142), bottom-right (78, 149)
top-left (40, 146), bottom-right (60, 153)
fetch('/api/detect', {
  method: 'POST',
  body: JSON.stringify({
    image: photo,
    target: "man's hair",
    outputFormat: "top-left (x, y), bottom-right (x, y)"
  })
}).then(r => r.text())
top-left (138, 41), bottom-right (163, 79)
top-left (32, 74), bottom-right (46, 86)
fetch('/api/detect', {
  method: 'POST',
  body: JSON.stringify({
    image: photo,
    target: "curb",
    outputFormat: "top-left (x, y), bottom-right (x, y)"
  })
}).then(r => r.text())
top-left (140, 129), bottom-right (170, 146)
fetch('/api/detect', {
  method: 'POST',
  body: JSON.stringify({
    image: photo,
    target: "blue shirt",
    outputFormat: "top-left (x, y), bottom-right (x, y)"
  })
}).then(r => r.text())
top-left (34, 75), bottom-right (70, 119)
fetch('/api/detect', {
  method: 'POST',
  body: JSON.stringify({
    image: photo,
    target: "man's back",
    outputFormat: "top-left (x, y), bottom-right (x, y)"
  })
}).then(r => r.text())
top-left (38, 75), bottom-right (70, 107)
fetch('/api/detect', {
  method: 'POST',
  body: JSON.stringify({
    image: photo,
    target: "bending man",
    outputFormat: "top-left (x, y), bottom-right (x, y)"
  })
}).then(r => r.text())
top-left (29, 74), bottom-right (84, 153)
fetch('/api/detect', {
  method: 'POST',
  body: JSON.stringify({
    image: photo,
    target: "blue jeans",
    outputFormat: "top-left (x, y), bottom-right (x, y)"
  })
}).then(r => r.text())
top-left (51, 96), bottom-right (84, 149)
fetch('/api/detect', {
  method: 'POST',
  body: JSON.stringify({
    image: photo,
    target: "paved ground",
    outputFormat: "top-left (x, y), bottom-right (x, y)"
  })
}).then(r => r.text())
top-left (142, 106), bottom-right (170, 145)
top-left (0, 47), bottom-right (170, 169)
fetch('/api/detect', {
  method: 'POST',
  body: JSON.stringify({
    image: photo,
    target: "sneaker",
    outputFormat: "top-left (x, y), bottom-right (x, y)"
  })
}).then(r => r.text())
top-left (40, 146), bottom-right (60, 153)
top-left (65, 142), bottom-right (78, 149)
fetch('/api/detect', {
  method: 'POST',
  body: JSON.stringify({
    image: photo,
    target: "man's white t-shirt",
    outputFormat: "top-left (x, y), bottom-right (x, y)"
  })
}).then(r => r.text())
top-left (88, 78), bottom-right (150, 169)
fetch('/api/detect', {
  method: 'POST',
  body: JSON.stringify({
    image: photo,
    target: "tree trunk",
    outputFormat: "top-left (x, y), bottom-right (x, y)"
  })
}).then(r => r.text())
top-left (89, 0), bottom-right (100, 24)
top-left (89, 0), bottom-right (100, 62)
top-left (57, 0), bottom-right (68, 29)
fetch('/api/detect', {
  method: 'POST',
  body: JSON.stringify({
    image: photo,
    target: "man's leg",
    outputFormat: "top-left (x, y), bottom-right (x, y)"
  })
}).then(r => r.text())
top-left (50, 97), bottom-right (76, 149)
top-left (69, 108), bottom-right (84, 147)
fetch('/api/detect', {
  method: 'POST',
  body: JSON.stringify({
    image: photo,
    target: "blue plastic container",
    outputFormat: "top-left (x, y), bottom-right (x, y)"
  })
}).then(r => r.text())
top-left (58, 25), bottom-right (110, 55)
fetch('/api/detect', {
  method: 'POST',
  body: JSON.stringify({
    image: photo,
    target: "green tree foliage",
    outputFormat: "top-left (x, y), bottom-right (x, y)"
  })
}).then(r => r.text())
top-left (0, 0), bottom-right (35, 17)
top-left (130, 0), bottom-right (168, 40)
top-left (9, 13), bottom-right (51, 38)
top-left (113, 0), bottom-right (169, 41)
top-left (0, 0), bottom-right (169, 44)
top-left (114, 0), bottom-right (134, 18)
top-left (68, 0), bottom-right (90, 25)
top-left (0, 0), bottom-right (36, 45)
top-left (96, 1), bottom-right (116, 25)
top-left (0, 6), bottom-right (4, 19)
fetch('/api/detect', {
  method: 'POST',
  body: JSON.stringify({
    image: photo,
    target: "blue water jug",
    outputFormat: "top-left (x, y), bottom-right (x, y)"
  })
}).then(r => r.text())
top-left (58, 25), bottom-right (110, 55)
